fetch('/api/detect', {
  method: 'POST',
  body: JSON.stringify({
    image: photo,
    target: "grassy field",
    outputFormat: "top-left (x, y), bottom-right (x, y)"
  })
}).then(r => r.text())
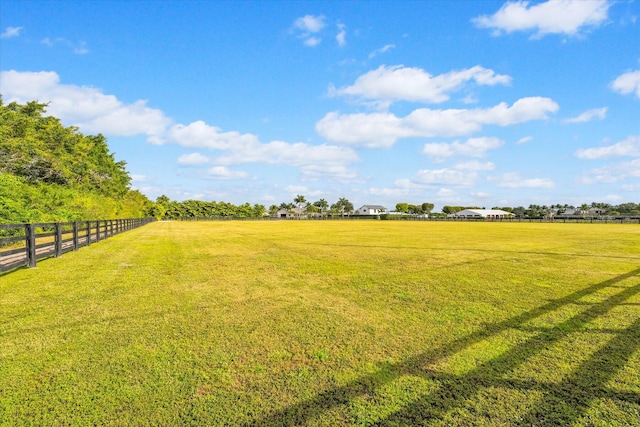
top-left (1, 220), bottom-right (639, 426)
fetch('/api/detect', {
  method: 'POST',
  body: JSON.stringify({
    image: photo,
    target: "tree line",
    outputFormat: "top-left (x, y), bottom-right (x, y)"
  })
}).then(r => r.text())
top-left (0, 99), bottom-right (154, 223)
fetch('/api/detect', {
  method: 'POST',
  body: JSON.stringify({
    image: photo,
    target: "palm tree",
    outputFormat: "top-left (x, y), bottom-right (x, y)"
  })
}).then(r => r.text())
top-left (293, 195), bottom-right (306, 218)
top-left (314, 199), bottom-right (329, 217)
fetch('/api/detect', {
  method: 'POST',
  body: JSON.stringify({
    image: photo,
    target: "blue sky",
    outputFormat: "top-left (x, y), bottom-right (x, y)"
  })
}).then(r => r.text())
top-left (1, 0), bottom-right (639, 210)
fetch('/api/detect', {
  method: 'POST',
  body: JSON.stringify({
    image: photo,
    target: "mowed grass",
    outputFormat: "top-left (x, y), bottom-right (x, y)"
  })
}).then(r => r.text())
top-left (1, 221), bottom-right (639, 426)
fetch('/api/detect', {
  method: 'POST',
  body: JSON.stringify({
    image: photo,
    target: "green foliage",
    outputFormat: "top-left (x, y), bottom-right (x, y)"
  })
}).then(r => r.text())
top-left (155, 195), bottom-right (266, 219)
top-left (331, 197), bottom-right (354, 216)
top-left (0, 99), bottom-right (153, 222)
top-left (395, 203), bottom-right (409, 213)
top-left (396, 202), bottom-right (434, 215)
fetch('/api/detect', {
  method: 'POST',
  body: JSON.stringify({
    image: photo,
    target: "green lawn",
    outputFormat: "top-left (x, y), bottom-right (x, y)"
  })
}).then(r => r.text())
top-left (1, 220), bottom-right (639, 426)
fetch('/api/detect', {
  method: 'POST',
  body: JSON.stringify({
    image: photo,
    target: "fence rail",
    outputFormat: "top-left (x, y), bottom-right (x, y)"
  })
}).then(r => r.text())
top-left (0, 218), bottom-right (154, 274)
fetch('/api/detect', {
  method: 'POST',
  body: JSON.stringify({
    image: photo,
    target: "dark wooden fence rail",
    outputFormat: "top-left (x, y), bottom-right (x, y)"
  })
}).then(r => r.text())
top-left (0, 218), bottom-right (154, 274)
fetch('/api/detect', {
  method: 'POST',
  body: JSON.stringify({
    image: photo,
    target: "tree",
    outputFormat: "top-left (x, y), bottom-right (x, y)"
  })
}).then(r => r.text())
top-left (331, 197), bottom-right (353, 217)
top-left (395, 203), bottom-right (409, 213)
top-left (442, 206), bottom-right (464, 215)
top-left (421, 202), bottom-right (434, 214)
top-left (313, 199), bottom-right (329, 216)
top-left (293, 194), bottom-right (306, 217)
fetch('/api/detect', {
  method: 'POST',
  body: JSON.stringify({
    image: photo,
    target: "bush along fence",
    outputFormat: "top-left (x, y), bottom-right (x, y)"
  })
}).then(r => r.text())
top-left (0, 218), bottom-right (154, 274)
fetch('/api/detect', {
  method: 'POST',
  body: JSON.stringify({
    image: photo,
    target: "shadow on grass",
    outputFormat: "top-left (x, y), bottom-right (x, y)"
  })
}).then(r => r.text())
top-left (245, 267), bottom-right (640, 426)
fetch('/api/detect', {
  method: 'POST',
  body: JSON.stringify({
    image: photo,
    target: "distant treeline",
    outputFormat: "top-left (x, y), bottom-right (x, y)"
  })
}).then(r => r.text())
top-left (152, 196), bottom-right (266, 219)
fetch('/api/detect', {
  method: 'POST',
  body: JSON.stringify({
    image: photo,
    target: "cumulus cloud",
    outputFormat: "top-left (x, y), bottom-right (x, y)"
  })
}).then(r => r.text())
top-left (205, 166), bottom-right (248, 180)
top-left (473, 0), bottom-right (611, 38)
top-left (331, 65), bottom-right (511, 105)
top-left (611, 69), bottom-right (640, 98)
top-left (177, 153), bottom-right (210, 166)
top-left (166, 121), bottom-right (360, 180)
top-left (563, 107), bottom-right (607, 123)
top-left (294, 14), bottom-right (325, 33)
top-left (316, 97), bottom-right (558, 148)
top-left (292, 14), bottom-right (325, 46)
top-left (1, 26), bottom-right (23, 38)
top-left (167, 121), bottom-right (259, 150)
top-left (575, 135), bottom-right (640, 159)
top-left (423, 137), bottom-right (504, 160)
top-left (0, 70), bottom-right (171, 139)
top-left (492, 173), bottom-right (555, 188)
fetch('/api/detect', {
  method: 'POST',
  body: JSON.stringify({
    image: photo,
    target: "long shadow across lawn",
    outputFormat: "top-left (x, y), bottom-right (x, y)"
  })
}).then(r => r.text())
top-left (245, 267), bottom-right (640, 426)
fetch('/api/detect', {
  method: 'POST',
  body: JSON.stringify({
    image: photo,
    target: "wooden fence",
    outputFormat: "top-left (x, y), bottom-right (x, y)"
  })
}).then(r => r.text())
top-left (0, 218), bottom-right (154, 274)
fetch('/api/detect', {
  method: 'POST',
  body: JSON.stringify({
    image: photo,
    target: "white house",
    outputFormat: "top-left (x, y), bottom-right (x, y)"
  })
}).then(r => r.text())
top-left (357, 205), bottom-right (387, 215)
top-left (451, 209), bottom-right (514, 219)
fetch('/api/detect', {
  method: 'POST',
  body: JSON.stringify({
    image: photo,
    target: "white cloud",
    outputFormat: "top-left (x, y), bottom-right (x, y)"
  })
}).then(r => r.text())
top-left (167, 121), bottom-right (259, 150)
top-left (611, 70), bottom-right (640, 98)
top-left (292, 14), bottom-right (325, 46)
top-left (368, 44), bottom-right (395, 59)
top-left (205, 166), bottom-right (248, 180)
top-left (316, 97), bottom-right (558, 148)
top-left (473, 0), bottom-right (611, 38)
top-left (293, 15), bottom-right (325, 33)
top-left (167, 121), bottom-right (360, 179)
top-left (336, 23), bottom-right (346, 47)
top-left (304, 37), bottom-right (322, 47)
top-left (332, 65), bottom-right (511, 105)
top-left (0, 70), bottom-right (171, 140)
top-left (516, 136), bottom-right (534, 144)
top-left (492, 173), bottom-right (555, 188)
top-left (575, 135), bottom-right (640, 159)
top-left (423, 137), bottom-right (504, 160)
top-left (177, 152), bottom-right (210, 166)
top-left (563, 107), bottom-right (607, 123)
top-left (1, 26), bottom-right (23, 38)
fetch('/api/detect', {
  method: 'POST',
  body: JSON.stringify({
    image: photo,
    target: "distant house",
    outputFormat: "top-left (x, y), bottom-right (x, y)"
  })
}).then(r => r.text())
top-left (274, 207), bottom-right (306, 219)
top-left (357, 205), bottom-right (387, 215)
top-left (451, 209), bottom-right (514, 219)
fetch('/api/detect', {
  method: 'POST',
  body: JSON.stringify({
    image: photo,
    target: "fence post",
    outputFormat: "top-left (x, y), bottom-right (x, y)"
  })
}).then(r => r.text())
top-left (96, 221), bottom-right (101, 242)
top-left (55, 223), bottom-right (62, 257)
top-left (25, 223), bottom-right (36, 268)
top-left (73, 222), bottom-right (79, 251)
